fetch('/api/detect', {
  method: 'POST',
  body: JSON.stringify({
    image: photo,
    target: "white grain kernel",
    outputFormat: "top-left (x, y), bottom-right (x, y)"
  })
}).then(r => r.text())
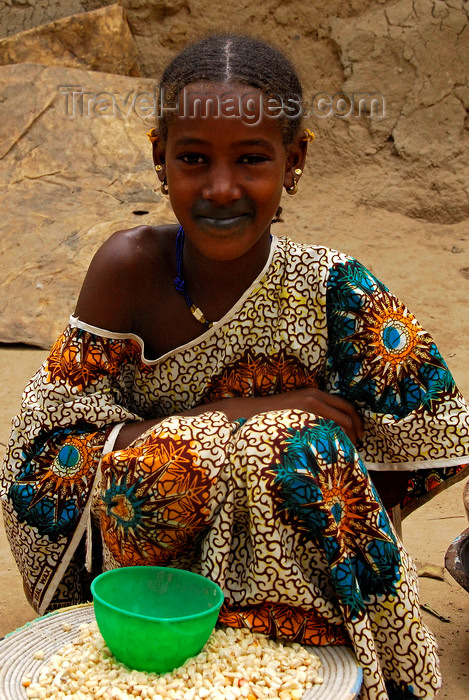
top-left (25, 623), bottom-right (322, 699)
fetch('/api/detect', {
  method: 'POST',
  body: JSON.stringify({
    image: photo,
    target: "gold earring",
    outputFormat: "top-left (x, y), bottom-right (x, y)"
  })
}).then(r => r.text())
top-left (286, 179), bottom-right (298, 195)
top-left (302, 129), bottom-right (315, 143)
top-left (155, 164), bottom-right (163, 172)
top-left (161, 179), bottom-right (169, 195)
top-left (286, 168), bottom-right (302, 195)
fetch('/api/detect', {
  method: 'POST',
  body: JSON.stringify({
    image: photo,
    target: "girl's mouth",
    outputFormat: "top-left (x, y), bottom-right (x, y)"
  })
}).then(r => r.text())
top-left (197, 214), bottom-right (250, 231)
top-left (192, 201), bottom-right (254, 232)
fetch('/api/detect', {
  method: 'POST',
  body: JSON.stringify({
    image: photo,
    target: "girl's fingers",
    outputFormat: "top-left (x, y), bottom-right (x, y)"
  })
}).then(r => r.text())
top-left (319, 391), bottom-right (364, 441)
top-left (294, 389), bottom-right (363, 446)
top-left (202, 389), bottom-right (364, 446)
top-left (310, 401), bottom-right (359, 445)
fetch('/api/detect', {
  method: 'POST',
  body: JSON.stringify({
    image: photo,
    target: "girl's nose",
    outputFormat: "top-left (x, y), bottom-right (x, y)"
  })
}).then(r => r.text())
top-left (202, 165), bottom-right (242, 203)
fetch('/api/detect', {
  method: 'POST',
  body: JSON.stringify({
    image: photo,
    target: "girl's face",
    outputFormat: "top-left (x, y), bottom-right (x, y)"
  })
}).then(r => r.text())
top-left (154, 82), bottom-right (306, 262)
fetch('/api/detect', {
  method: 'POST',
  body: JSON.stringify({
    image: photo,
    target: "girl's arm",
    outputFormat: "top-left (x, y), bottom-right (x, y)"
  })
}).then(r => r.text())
top-left (0, 318), bottom-right (142, 612)
top-left (323, 256), bottom-right (469, 507)
top-left (74, 226), bottom-right (151, 335)
top-left (114, 388), bottom-right (364, 450)
top-left (1, 227), bottom-right (169, 613)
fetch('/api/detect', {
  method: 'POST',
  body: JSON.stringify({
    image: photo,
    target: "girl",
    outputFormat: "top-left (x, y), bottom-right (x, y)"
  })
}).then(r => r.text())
top-left (2, 34), bottom-right (468, 699)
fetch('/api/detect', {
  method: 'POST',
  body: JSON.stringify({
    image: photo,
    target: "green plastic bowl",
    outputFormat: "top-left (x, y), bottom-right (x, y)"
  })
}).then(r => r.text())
top-left (91, 566), bottom-right (224, 673)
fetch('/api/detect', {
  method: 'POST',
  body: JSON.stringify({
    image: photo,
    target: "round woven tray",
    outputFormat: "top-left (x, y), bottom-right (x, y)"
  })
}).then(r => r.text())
top-left (0, 605), bottom-right (362, 699)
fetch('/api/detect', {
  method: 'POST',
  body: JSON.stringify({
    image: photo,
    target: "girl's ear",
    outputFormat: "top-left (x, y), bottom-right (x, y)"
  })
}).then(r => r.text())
top-left (283, 131), bottom-right (309, 191)
top-left (149, 131), bottom-right (166, 182)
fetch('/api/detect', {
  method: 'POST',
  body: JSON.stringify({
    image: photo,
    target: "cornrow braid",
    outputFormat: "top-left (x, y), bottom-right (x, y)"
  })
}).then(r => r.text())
top-left (158, 34), bottom-right (304, 146)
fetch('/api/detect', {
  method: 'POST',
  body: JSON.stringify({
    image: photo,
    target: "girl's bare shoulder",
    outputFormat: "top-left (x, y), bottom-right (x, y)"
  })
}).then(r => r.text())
top-left (74, 223), bottom-right (178, 332)
top-left (97, 223), bottom-right (176, 266)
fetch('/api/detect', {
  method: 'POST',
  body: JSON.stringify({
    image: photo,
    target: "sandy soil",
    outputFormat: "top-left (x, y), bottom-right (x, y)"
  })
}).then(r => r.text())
top-left (0, 193), bottom-right (468, 696)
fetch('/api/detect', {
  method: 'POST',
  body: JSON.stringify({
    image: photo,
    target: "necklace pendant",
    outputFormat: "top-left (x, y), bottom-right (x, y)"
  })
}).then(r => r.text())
top-left (190, 304), bottom-right (213, 329)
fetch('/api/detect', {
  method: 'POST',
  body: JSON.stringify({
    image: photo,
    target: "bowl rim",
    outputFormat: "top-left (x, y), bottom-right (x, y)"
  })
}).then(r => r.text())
top-left (91, 566), bottom-right (224, 623)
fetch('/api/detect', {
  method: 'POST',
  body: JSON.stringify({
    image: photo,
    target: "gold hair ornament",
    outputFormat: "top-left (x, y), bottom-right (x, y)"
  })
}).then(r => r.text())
top-left (147, 128), bottom-right (159, 144)
top-left (303, 128), bottom-right (315, 143)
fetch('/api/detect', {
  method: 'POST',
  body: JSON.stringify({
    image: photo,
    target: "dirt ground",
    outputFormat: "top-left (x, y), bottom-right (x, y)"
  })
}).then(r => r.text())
top-left (1, 191), bottom-right (468, 696)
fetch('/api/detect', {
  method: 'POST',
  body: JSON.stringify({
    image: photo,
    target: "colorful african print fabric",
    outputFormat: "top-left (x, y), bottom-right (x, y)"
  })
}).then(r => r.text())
top-left (100, 410), bottom-right (440, 699)
top-left (1, 236), bottom-right (468, 699)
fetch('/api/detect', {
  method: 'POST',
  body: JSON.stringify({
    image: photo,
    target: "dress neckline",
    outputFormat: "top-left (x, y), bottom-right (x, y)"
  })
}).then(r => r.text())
top-left (72, 235), bottom-right (280, 365)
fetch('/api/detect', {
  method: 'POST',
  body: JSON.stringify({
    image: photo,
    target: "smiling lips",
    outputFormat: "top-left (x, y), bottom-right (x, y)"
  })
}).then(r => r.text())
top-left (199, 214), bottom-right (250, 231)
top-left (192, 203), bottom-right (253, 231)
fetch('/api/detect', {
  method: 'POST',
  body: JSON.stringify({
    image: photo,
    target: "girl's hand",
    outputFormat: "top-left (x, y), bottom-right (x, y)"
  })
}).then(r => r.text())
top-left (114, 388), bottom-right (364, 450)
top-left (202, 388), bottom-right (364, 446)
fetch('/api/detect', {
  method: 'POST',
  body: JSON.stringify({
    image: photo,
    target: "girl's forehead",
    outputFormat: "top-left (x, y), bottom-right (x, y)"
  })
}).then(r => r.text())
top-left (165, 81), bottom-right (287, 145)
top-left (176, 80), bottom-right (265, 103)
top-left (174, 82), bottom-right (269, 120)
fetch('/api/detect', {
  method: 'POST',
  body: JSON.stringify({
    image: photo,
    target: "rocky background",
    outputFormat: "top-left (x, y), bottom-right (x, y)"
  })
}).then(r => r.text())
top-left (0, 0), bottom-right (468, 352)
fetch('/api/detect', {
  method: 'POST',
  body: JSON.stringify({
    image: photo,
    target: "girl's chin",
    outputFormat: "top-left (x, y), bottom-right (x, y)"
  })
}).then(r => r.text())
top-left (187, 229), bottom-right (272, 263)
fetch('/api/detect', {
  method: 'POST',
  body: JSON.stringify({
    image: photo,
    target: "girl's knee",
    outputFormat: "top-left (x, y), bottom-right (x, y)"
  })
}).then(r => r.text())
top-left (234, 409), bottom-right (358, 473)
top-left (239, 409), bottom-right (351, 445)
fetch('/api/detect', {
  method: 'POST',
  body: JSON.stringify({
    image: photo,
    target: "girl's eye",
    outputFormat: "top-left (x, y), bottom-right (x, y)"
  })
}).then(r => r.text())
top-left (177, 153), bottom-right (270, 165)
top-left (239, 154), bottom-right (270, 164)
top-left (178, 154), bottom-right (207, 165)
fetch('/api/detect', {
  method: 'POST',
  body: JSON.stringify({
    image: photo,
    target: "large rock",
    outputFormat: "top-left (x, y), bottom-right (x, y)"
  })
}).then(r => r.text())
top-left (0, 0), bottom-right (116, 39)
top-left (329, 0), bottom-right (469, 222)
top-left (0, 63), bottom-right (175, 348)
top-left (330, 0), bottom-right (469, 153)
top-left (0, 4), bottom-right (141, 76)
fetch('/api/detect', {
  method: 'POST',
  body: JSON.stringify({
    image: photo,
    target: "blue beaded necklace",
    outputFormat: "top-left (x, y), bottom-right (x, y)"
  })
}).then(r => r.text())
top-left (174, 226), bottom-right (213, 329)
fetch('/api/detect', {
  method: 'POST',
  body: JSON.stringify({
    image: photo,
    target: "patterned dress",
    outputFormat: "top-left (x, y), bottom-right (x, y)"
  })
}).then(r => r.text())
top-left (1, 236), bottom-right (468, 699)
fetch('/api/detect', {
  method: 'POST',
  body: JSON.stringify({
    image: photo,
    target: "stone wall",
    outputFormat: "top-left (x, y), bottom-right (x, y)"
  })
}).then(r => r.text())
top-left (0, 0), bottom-right (467, 346)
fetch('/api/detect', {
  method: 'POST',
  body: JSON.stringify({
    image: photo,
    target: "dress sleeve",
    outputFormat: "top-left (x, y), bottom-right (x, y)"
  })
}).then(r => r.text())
top-left (324, 257), bottom-right (469, 472)
top-left (0, 319), bottom-right (143, 613)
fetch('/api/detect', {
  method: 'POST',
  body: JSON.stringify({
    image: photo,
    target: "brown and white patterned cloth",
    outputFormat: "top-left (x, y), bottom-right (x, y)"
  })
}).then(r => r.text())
top-left (2, 236), bottom-right (468, 698)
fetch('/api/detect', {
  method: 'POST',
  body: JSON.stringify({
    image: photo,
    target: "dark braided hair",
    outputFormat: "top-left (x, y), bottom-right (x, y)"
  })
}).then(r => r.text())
top-left (158, 34), bottom-right (303, 146)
